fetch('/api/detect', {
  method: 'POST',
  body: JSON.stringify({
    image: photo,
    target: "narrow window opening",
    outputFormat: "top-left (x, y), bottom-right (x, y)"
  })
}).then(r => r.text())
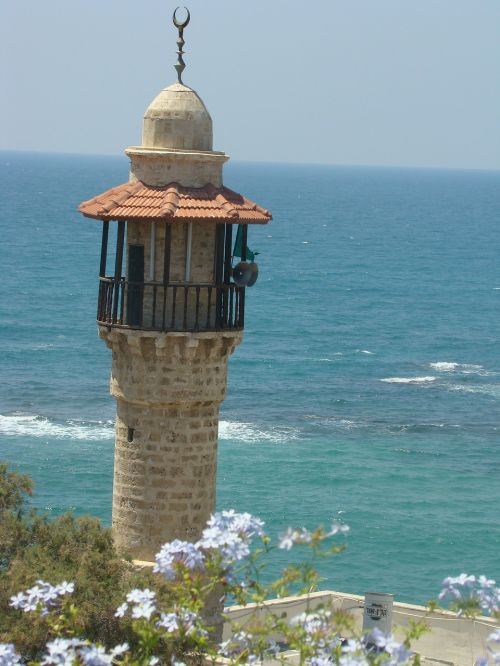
top-left (127, 427), bottom-right (134, 443)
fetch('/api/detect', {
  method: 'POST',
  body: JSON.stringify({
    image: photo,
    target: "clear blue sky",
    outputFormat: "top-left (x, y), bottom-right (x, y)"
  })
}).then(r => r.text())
top-left (2, 0), bottom-right (499, 169)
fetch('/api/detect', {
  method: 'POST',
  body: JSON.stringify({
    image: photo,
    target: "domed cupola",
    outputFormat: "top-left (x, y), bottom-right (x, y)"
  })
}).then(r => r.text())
top-left (142, 82), bottom-right (213, 151)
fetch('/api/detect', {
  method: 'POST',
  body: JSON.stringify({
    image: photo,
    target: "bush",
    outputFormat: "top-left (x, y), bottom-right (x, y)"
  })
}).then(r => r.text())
top-left (0, 464), bottom-right (171, 659)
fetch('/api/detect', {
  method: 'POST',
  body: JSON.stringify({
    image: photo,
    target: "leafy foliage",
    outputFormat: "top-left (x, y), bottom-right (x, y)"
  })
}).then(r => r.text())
top-left (0, 464), bottom-right (171, 659)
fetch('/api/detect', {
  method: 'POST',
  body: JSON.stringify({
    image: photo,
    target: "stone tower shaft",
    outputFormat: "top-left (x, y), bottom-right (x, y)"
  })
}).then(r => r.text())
top-left (100, 329), bottom-right (241, 561)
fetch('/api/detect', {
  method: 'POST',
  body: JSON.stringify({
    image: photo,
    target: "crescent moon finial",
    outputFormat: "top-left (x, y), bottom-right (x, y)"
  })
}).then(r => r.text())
top-left (172, 7), bottom-right (191, 84)
top-left (173, 6), bottom-right (190, 30)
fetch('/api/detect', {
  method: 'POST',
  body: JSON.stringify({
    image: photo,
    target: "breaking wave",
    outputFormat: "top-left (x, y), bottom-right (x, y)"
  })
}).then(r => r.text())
top-left (219, 420), bottom-right (299, 443)
top-left (447, 384), bottom-right (500, 399)
top-left (429, 362), bottom-right (460, 372)
top-left (0, 414), bottom-right (114, 441)
top-left (380, 376), bottom-right (436, 384)
top-left (0, 413), bottom-right (299, 445)
top-left (429, 362), bottom-right (494, 376)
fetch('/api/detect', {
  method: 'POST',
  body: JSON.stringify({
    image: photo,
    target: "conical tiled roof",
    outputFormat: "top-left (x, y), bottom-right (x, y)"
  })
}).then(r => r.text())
top-left (79, 181), bottom-right (271, 224)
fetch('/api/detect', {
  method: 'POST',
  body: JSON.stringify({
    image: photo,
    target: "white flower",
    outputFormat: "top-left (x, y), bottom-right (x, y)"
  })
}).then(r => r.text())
top-left (220, 631), bottom-right (253, 657)
top-left (290, 610), bottom-right (340, 652)
top-left (41, 637), bottom-right (86, 665)
top-left (479, 584), bottom-right (500, 614)
top-left (160, 610), bottom-right (206, 640)
top-left (439, 573), bottom-right (500, 616)
top-left (8, 594), bottom-right (25, 610)
top-left (154, 540), bottom-right (205, 580)
top-left (479, 576), bottom-right (497, 588)
top-left (131, 601), bottom-right (156, 620)
top-left (9, 580), bottom-right (75, 617)
top-left (278, 527), bottom-right (314, 550)
top-left (439, 574), bottom-right (476, 602)
top-left (310, 656), bottom-right (333, 666)
top-left (342, 638), bottom-right (363, 654)
top-left (367, 629), bottom-right (413, 663)
top-left (279, 519), bottom-right (351, 549)
top-left (119, 589), bottom-right (157, 620)
top-left (79, 645), bottom-right (114, 666)
top-left (42, 640), bottom-right (126, 666)
top-left (55, 581), bottom-right (74, 596)
top-left (488, 629), bottom-right (500, 644)
top-left (0, 643), bottom-right (24, 666)
top-left (115, 603), bottom-right (128, 618)
top-left (206, 510), bottom-right (265, 539)
top-left (339, 656), bottom-right (369, 666)
top-left (126, 588), bottom-right (155, 604)
top-left (110, 644), bottom-right (129, 658)
top-left (158, 612), bottom-right (180, 632)
top-left (197, 510), bottom-right (265, 567)
top-left (278, 527), bottom-right (301, 550)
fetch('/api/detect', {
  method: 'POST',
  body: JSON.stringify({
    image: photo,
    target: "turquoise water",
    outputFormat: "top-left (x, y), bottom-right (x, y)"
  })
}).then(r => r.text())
top-left (1, 151), bottom-right (499, 604)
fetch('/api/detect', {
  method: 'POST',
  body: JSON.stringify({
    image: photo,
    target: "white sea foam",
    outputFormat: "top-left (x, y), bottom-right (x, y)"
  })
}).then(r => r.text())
top-left (358, 350), bottom-right (375, 355)
top-left (459, 365), bottom-right (494, 376)
top-left (0, 413), bottom-right (298, 445)
top-left (304, 354), bottom-right (343, 362)
top-left (302, 414), bottom-right (360, 430)
top-left (0, 414), bottom-right (114, 441)
top-left (429, 362), bottom-right (460, 372)
top-left (429, 362), bottom-right (494, 377)
top-left (219, 420), bottom-right (299, 443)
top-left (447, 384), bottom-right (500, 399)
top-left (380, 376), bottom-right (437, 384)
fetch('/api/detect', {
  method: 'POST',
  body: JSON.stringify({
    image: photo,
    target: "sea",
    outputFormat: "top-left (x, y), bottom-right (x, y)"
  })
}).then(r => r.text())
top-left (1, 150), bottom-right (499, 606)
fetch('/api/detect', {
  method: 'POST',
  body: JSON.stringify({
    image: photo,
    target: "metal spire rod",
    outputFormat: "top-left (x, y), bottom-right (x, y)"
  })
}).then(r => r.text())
top-left (173, 6), bottom-right (191, 84)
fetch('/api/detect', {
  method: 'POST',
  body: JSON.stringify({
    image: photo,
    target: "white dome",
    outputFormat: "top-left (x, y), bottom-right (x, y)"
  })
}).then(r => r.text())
top-left (142, 82), bottom-right (213, 151)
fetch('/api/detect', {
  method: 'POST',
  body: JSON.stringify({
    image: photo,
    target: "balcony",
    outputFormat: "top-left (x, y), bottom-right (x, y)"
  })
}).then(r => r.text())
top-left (97, 278), bottom-right (244, 332)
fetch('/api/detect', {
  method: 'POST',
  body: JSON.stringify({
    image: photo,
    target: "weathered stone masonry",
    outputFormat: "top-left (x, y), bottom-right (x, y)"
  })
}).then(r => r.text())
top-left (100, 329), bottom-right (242, 561)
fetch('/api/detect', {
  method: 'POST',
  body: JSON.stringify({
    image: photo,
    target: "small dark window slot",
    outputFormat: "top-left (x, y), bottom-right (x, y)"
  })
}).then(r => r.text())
top-left (127, 427), bottom-right (134, 443)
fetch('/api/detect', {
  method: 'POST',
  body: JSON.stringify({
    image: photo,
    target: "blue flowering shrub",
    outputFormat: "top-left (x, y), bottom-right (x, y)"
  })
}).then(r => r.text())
top-left (1, 465), bottom-right (499, 665)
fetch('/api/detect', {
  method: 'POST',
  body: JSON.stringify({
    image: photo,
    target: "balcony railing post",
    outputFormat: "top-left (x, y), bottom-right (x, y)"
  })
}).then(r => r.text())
top-left (194, 286), bottom-right (200, 331)
top-left (206, 287), bottom-right (212, 329)
top-left (183, 286), bottom-right (188, 330)
top-left (112, 221), bottom-right (125, 323)
top-left (171, 286), bottom-right (177, 329)
top-left (97, 279), bottom-right (104, 321)
top-left (119, 281), bottom-right (125, 323)
top-left (229, 286), bottom-right (234, 327)
top-left (106, 281), bottom-right (113, 323)
top-left (152, 284), bottom-right (158, 329)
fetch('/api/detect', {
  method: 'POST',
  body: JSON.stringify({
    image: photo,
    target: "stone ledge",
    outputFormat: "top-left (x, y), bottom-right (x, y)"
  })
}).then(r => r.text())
top-left (99, 328), bottom-right (242, 406)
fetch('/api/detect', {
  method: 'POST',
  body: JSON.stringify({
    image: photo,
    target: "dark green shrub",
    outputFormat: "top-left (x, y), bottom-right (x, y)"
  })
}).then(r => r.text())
top-left (0, 463), bottom-right (171, 659)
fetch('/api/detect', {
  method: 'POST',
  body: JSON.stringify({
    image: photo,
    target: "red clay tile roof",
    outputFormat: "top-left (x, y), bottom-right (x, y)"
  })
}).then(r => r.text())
top-left (79, 181), bottom-right (272, 224)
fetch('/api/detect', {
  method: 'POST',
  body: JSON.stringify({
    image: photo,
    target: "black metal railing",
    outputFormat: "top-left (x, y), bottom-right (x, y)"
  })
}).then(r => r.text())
top-left (97, 278), bottom-right (245, 332)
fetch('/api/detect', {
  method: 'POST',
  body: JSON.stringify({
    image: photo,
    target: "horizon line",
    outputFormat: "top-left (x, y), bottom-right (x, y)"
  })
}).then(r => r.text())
top-left (1, 148), bottom-right (499, 175)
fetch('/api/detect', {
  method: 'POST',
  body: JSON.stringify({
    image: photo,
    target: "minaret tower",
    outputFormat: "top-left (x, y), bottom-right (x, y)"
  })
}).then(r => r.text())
top-left (79, 9), bottom-right (271, 562)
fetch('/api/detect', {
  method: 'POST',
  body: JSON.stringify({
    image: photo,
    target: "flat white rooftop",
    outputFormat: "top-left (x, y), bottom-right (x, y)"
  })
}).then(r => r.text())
top-left (224, 590), bottom-right (499, 666)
